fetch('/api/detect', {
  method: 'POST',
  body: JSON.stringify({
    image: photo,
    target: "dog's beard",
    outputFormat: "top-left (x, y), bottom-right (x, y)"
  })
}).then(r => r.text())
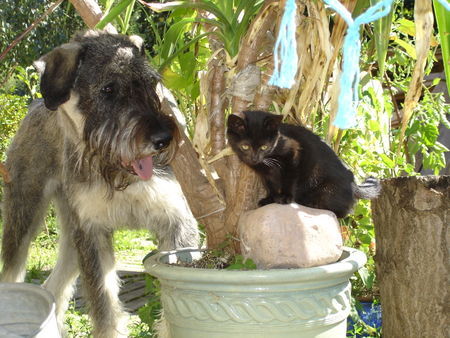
top-left (78, 113), bottom-right (178, 192)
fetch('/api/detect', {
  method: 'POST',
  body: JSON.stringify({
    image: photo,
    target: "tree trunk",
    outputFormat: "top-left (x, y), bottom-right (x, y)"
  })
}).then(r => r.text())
top-left (372, 176), bottom-right (449, 338)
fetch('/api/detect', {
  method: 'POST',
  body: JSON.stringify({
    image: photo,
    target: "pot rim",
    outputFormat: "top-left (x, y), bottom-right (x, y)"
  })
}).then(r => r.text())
top-left (143, 247), bottom-right (366, 284)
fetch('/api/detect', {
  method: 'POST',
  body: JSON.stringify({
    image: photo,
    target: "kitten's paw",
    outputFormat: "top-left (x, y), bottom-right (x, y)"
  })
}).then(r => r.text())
top-left (258, 197), bottom-right (274, 207)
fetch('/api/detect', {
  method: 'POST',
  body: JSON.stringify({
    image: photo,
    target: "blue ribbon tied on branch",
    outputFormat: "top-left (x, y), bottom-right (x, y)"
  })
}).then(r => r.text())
top-left (324, 0), bottom-right (395, 129)
top-left (270, 0), bottom-right (450, 128)
top-left (269, 0), bottom-right (395, 129)
top-left (268, 0), bottom-right (298, 89)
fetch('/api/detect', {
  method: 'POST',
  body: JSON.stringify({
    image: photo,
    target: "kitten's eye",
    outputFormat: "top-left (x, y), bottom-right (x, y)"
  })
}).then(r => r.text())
top-left (241, 144), bottom-right (250, 151)
top-left (260, 145), bottom-right (269, 150)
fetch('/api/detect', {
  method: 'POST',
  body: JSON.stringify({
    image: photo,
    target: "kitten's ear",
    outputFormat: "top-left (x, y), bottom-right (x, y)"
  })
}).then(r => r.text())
top-left (227, 114), bottom-right (247, 134)
top-left (264, 115), bottom-right (283, 132)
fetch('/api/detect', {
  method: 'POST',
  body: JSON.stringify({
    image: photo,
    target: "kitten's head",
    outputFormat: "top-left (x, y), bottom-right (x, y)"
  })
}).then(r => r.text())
top-left (227, 110), bottom-right (282, 165)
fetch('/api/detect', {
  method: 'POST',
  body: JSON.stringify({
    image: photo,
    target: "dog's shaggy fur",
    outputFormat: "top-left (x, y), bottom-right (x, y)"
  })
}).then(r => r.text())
top-left (0, 31), bottom-right (199, 337)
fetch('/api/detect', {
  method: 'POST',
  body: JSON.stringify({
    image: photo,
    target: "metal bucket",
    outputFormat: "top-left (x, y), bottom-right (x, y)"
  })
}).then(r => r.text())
top-left (0, 283), bottom-right (60, 338)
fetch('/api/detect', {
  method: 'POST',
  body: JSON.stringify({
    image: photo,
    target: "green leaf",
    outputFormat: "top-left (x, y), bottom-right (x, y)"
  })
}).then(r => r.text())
top-left (379, 153), bottom-right (395, 168)
top-left (158, 32), bottom-right (211, 72)
top-left (434, 0), bottom-right (450, 97)
top-left (422, 124), bottom-right (439, 146)
top-left (121, 0), bottom-right (136, 33)
top-left (396, 18), bottom-right (415, 37)
top-left (368, 119), bottom-right (380, 132)
top-left (359, 233), bottom-right (373, 245)
top-left (370, 0), bottom-right (394, 74)
top-left (158, 18), bottom-right (197, 61)
top-left (392, 36), bottom-right (417, 59)
top-left (142, 1), bottom-right (232, 32)
top-left (352, 0), bottom-right (370, 18)
top-left (95, 0), bottom-right (134, 30)
top-left (226, 255), bottom-right (257, 270)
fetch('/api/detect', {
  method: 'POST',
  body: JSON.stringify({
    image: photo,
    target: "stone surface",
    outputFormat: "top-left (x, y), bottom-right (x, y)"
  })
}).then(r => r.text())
top-left (238, 203), bottom-right (343, 269)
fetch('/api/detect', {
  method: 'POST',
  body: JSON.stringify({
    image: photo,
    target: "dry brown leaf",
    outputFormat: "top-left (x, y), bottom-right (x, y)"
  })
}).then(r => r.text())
top-left (397, 0), bottom-right (434, 155)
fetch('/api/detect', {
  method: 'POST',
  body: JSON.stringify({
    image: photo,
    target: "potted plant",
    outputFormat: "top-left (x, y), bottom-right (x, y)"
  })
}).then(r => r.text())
top-left (143, 201), bottom-right (367, 337)
top-left (144, 246), bottom-right (366, 338)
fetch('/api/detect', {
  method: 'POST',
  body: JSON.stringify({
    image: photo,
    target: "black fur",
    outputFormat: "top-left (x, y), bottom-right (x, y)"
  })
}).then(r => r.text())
top-left (227, 110), bottom-right (380, 218)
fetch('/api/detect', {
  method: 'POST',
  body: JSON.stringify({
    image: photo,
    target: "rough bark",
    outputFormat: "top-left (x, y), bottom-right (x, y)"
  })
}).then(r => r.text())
top-left (221, 0), bottom-right (279, 251)
top-left (158, 88), bottom-right (227, 248)
top-left (231, 0), bottom-right (279, 115)
top-left (372, 176), bottom-right (449, 338)
top-left (209, 58), bottom-right (227, 157)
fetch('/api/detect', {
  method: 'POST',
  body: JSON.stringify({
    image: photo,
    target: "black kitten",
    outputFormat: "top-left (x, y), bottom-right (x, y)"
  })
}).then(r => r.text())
top-left (226, 110), bottom-right (380, 218)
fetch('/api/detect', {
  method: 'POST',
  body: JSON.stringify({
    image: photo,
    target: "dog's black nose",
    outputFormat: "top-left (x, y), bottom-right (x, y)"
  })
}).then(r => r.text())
top-left (152, 133), bottom-right (172, 150)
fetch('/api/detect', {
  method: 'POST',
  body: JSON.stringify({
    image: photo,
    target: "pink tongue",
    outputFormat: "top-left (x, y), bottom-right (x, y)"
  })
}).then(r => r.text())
top-left (131, 156), bottom-right (153, 180)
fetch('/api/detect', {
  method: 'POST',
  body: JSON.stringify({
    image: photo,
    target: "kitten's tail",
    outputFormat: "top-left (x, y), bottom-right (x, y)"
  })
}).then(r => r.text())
top-left (353, 177), bottom-right (381, 200)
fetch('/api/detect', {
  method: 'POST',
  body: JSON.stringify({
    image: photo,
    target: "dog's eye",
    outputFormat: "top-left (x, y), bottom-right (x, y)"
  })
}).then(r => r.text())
top-left (101, 84), bottom-right (114, 95)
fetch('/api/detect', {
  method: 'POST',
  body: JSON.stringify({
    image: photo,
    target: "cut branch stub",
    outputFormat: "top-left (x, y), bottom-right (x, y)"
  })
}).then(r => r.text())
top-left (69, 0), bottom-right (116, 32)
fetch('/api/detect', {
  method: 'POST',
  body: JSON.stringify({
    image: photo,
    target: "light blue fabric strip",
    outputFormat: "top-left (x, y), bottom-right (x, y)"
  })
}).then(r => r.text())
top-left (268, 0), bottom-right (298, 88)
top-left (268, 0), bottom-right (449, 129)
top-left (323, 0), bottom-right (394, 129)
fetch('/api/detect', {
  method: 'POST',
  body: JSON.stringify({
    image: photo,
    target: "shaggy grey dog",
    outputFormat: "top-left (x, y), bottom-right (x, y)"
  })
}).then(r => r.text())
top-left (0, 30), bottom-right (199, 337)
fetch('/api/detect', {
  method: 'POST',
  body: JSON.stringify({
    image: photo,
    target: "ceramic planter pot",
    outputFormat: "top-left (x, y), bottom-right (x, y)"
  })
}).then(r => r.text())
top-left (143, 247), bottom-right (366, 338)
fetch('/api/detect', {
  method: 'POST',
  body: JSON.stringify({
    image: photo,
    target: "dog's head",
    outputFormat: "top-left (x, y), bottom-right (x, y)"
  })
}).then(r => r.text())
top-left (35, 30), bottom-right (179, 189)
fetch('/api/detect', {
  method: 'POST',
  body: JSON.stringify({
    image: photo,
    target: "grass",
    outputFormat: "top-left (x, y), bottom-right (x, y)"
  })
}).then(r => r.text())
top-left (0, 208), bottom-right (158, 337)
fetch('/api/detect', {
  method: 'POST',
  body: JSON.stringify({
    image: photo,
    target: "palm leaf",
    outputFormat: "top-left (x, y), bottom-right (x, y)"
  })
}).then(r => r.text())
top-left (158, 32), bottom-right (211, 72)
top-left (95, 0), bottom-right (134, 30)
top-left (141, 1), bottom-right (232, 31)
top-left (369, 0), bottom-right (394, 75)
top-left (433, 0), bottom-right (450, 97)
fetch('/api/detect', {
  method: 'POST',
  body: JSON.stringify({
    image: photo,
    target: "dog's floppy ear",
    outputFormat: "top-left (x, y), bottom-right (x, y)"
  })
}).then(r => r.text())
top-left (34, 43), bottom-right (82, 111)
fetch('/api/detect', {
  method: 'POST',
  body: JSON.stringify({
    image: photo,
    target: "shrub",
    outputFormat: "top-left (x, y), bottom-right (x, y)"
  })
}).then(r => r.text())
top-left (0, 93), bottom-right (28, 162)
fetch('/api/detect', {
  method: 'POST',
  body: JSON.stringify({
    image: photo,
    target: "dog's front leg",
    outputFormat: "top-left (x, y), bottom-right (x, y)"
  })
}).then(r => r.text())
top-left (73, 225), bottom-right (128, 338)
top-left (43, 230), bottom-right (80, 333)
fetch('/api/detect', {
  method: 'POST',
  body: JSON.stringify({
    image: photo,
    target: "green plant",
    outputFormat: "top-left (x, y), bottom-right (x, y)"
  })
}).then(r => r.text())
top-left (0, 0), bottom-right (83, 84)
top-left (406, 89), bottom-right (450, 174)
top-left (433, 0), bottom-right (450, 97)
top-left (12, 65), bottom-right (41, 98)
top-left (137, 275), bottom-right (162, 337)
top-left (226, 254), bottom-right (257, 270)
top-left (96, 0), bottom-right (136, 33)
top-left (143, 0), bottom-right (264, 58)
top-left (65, 303), bottom-right (93, 337)
top-left (0, 93), bottom-right (28, 161)
top-left (347, 298), bottom-right (382, 337)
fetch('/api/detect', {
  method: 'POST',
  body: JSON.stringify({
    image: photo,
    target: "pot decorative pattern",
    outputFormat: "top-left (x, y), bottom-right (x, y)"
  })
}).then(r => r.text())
top-left (161, 285), bottom-right (350, 324)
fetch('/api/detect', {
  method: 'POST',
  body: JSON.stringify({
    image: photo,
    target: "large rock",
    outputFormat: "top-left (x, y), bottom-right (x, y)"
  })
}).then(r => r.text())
top-left (238, 203), bottom-right (343, 269)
